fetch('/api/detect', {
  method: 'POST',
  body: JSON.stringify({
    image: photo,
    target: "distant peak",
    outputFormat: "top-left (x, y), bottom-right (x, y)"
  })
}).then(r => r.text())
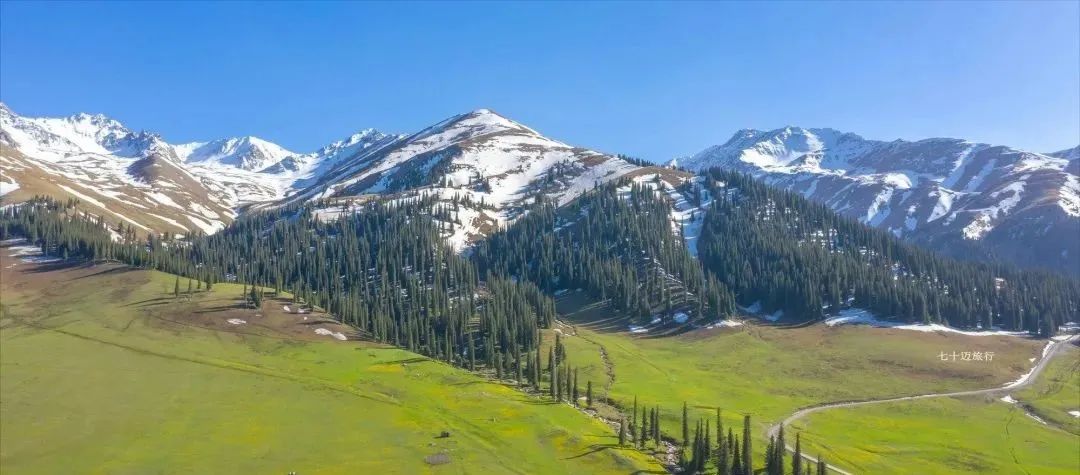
top-left (69, 111), bottom-right (114, 123)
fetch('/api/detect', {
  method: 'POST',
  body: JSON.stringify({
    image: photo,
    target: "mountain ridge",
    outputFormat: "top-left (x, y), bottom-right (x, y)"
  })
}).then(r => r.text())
top-left (675, 126), bottom-right (1079, 275)
top-left (0, 105), bottom-right (649, 249)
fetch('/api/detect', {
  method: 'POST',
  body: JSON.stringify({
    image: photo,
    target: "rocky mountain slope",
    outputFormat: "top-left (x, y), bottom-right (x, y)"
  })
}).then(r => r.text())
top-left (0, 105), bottom-right (648, 249)
top-left (286, 109), bottom-right (644, 250)
top-left (674, 127), bottom-right (1080, 275)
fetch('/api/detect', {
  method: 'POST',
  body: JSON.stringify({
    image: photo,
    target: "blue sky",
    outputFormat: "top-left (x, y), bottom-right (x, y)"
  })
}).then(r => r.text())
top-left (1, 1), bottom-right (1077, 160)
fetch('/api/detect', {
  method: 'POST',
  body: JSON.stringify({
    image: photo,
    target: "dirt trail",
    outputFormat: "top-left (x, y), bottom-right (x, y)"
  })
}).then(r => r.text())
top-left (767, 335), bottom-right (1077, 475)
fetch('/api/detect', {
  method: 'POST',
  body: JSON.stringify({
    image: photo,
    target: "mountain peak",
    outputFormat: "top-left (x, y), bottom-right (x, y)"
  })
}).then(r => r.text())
top-left (178, 135), bottom-right (296, 171)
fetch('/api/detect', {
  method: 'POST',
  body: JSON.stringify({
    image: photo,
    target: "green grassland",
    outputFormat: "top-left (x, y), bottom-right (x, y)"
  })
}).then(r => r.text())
top-left (549, 292), bottom-right (1069, 472)
top-left (554, 293), bottom-right (1044, 428)
top-left (2, 253), bottom-right (1072, 475)
top-left (1016, 344), bottom-right (1080, 434)
top-left (789, 396), bottom-right (1079, 474)
top-left (0, 258), bottom-right (662, 474)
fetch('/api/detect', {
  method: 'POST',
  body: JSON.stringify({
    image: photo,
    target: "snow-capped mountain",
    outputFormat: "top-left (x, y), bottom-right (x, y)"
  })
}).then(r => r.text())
top-left (1, 105), bottom-right (650, 250)
top-left (1049, 146), bottom-right (1080, 162)
top-left (287, 108), bottom-right (643, 249)
top-left (176, 136), bottom-right (296, 172)
top-left (0, 103), bottom-right (399, 235)
top-left (676, 127), bottom-right (1080, 276)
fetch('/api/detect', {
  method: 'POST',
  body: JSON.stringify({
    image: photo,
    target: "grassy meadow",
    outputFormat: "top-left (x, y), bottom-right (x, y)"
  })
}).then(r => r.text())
top-left (1015, 344), bottom-right (1080, 434)
top-left (0, 256), bottom-right (662, 474)
top-left (2, 252), bottom-right (1073, 475)
top-left (789, 396), bottom-right (1079, 474)
top-left (549, 292), bottom-right (1072, 473)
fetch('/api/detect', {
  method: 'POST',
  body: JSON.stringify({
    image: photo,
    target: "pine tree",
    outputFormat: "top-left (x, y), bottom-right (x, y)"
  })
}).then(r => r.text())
top-left (572, 368), bottom-right (579, 405)
top-left (548, 347), bottom-right (557, 399)
top-left (682, 401), bottom-right (690, 447)
top-left (639, 404), bottom-right (648, 449)
top-left (716, 408), bottom-right (727, 474)
top-left (766, 436), bottom-right (776, 475)
top-left (793, 432), bottom-right (803, 475)
top-left (652, 407), bottom-right (660, 445)
top-left (742, 415), bottom-right (752, 475)
top-left (776, 424), bottom-right (786, 475)
top-left (699, 422), bottom-right (707, 471)
top-left (731, 436), bottom-right (742, 475)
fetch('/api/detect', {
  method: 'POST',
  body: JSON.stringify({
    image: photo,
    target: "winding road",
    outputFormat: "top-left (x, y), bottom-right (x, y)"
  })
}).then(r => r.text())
top-left (767, 335), bottom-right (1078, 475)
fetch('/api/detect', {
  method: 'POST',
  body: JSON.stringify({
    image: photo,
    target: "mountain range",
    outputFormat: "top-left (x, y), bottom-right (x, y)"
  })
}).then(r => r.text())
top-left (674, 127), bottom-right (1079, 276)
top-left (1, 103), bottom-right (1076, 275)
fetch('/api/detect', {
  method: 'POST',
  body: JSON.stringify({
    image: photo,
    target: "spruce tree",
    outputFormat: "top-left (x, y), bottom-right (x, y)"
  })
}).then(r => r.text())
top-left (777, 424), bottom-right (786, 475)
top-left (572, 368), bottom-right (579, 406)
top-left (793, 432), bottom-right (803, 475)
top-left (652, 407), bottom-right (660, 445)
top-left (742, 415), bottom-right (752, 475)
top-left (731, 436), bottom-right (742, 475)
top-left (682, 401), bottom-right (690, 447)
top-left (639, 405), bottom-right (648, 449)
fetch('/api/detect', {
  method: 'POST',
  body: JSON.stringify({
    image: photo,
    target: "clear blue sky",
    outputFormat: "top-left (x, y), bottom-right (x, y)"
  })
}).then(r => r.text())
top-left (2, 1), bottom-right (1077, 160)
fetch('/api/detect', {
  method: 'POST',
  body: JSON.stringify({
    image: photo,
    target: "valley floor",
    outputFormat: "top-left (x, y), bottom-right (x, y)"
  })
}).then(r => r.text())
top-left (551, 292), bottom-right (1079, 474)
top-left (0, 250), bottom-right (662, 474)
top-left (2, 246), bottom-right (1076, 474)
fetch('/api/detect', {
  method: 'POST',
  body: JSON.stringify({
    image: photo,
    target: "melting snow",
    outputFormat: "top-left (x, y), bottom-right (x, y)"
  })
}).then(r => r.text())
top-left (314, 328), bottom-right (348, 340)
top-left (705, 319), bottom-right (744, 329)
top-left (1003, 341), bottom-right (1055, 389)
top-left (824, 308), bottom-right (1030, 336)
top-left (0, 180), bottom-right (19, 196)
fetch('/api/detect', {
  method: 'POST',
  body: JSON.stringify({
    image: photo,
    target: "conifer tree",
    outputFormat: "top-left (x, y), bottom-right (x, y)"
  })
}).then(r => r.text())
top-left (793, 433), bottom-right (803, 475)
top-left (682, 401), bottom-right (690, 447)
top-left (639, 404), bottom-right (648, 449)
top-left (586, 380), bottom-right (593, 407)
top-left (618, 418), bottom-right (627, 446)
top-left (548, 347), bottom-right (558, 400)
top-left (731, 436), bottom-right (742, 475)
top-left (173, 276), bottom-right (180, 298)
top-left (777, 424), bottom-right (786, 475)
top-left (742, 415), bottom-right (752, 475)
top-left (572, 368), bottom-right (579, 406)
top-left (652, 407), bottom-right (660, 445)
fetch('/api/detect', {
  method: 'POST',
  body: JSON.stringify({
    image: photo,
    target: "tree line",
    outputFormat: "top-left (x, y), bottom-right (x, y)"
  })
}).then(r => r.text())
top-left (697, 169), bottom-right (1080, 333)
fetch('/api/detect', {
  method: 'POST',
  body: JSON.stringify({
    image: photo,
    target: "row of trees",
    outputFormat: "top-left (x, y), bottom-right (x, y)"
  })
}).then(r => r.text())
top-left (1, 197), bottom-right (556, 374)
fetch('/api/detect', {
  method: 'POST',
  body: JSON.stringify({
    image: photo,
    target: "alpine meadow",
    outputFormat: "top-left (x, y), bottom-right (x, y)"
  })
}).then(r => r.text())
top-left (1, 2), bottom-right (1078, 474)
